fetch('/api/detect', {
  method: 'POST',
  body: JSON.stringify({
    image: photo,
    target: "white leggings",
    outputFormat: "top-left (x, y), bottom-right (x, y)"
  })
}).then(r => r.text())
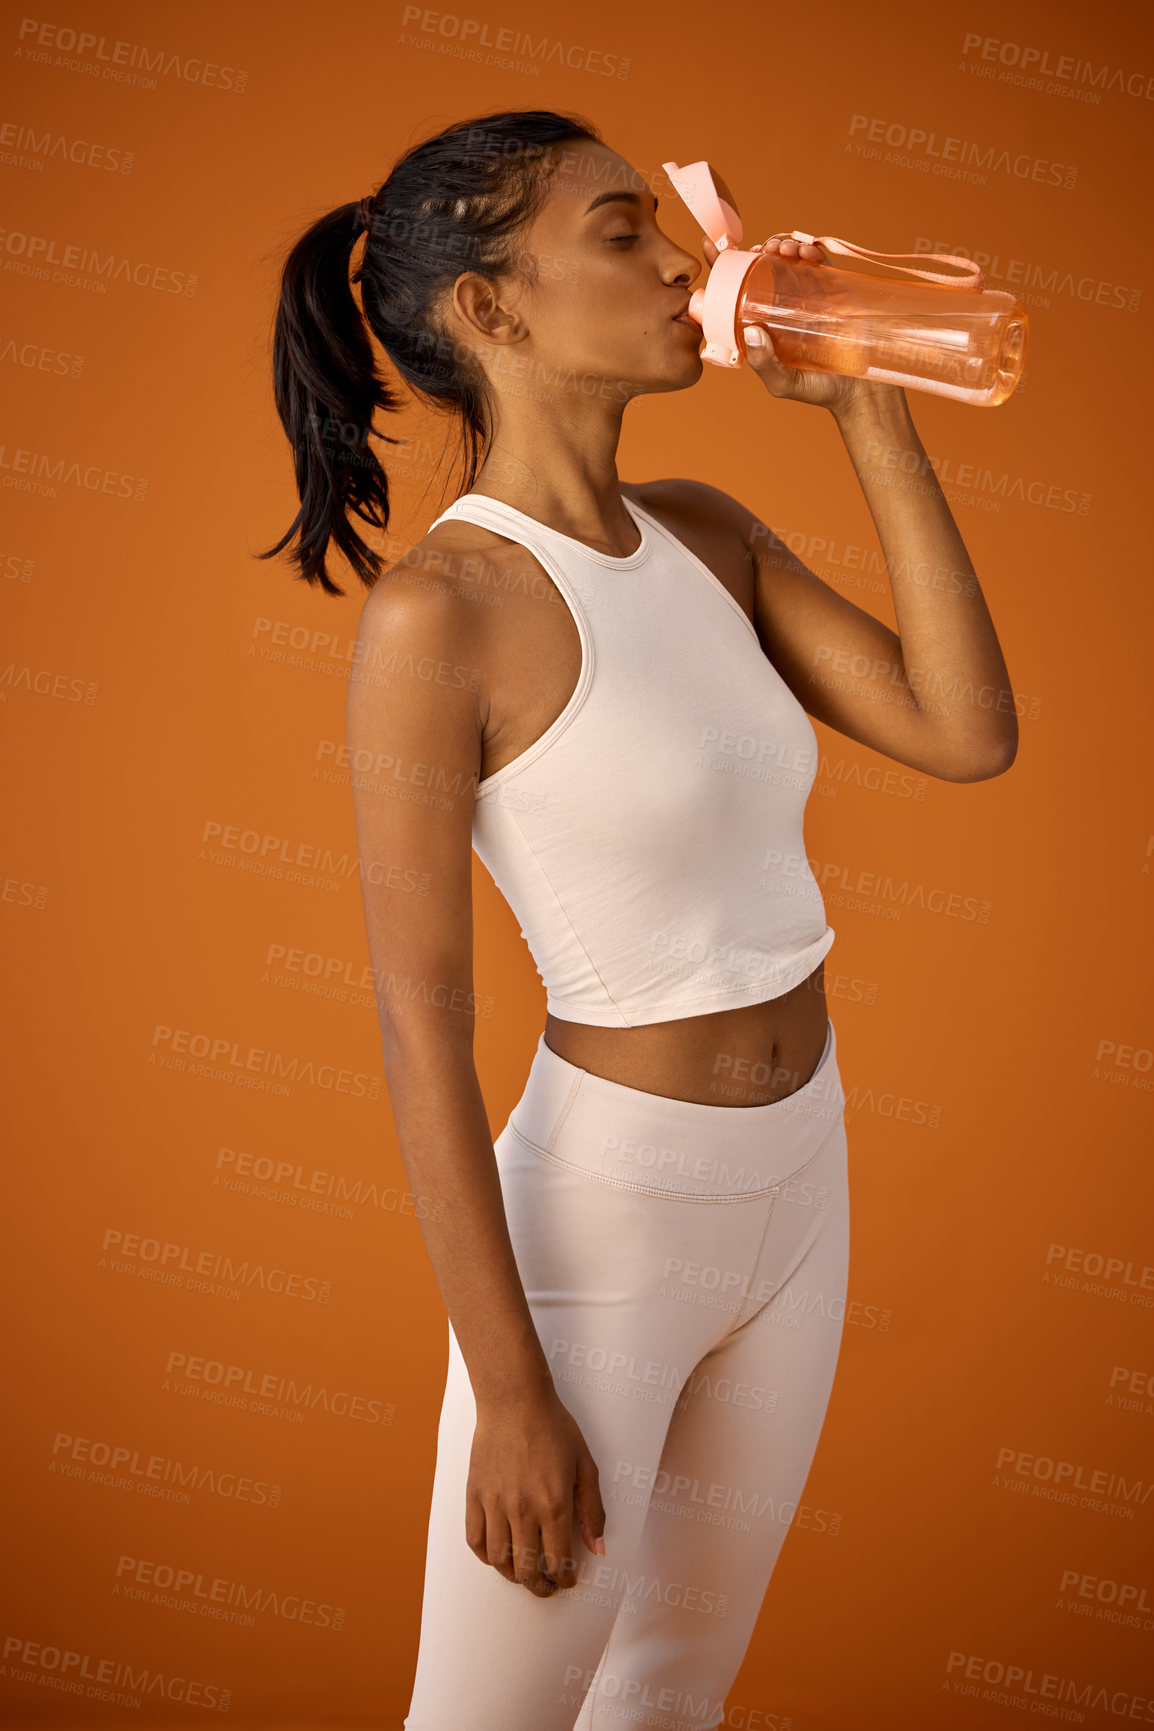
top-left (403, 1017), bottom-right (850, 1731)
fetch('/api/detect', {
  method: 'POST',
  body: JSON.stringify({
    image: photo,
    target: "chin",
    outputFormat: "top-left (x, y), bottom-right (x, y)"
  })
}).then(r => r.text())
top-left (619, 333), bottom-right (706, 392)
top-left (641, 352), bottom-right (705, 395)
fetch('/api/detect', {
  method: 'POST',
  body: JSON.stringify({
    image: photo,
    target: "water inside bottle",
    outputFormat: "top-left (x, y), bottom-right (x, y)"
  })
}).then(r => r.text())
top-left (742, 258), bottom-right (1027, 405)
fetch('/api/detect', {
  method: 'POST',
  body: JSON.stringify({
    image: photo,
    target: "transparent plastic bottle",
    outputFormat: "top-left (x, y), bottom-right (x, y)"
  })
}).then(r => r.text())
top-left (663, 160), bottom-right (1029, 406)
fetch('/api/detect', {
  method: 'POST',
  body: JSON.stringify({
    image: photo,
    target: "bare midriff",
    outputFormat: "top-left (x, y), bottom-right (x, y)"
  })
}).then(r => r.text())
top-left (543, 959), bottom-right (829, 1108)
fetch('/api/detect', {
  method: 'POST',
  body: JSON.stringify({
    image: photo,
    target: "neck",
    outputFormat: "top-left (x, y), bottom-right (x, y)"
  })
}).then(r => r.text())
top-left (468, 388), bottom-right (637, 556)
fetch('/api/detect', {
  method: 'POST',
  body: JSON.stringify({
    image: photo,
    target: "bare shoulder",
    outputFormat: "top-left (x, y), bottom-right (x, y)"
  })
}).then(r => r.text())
top-left (621, 476), bottom-right (756, 544)
top-left (354, 513), bottom-right (540, 649)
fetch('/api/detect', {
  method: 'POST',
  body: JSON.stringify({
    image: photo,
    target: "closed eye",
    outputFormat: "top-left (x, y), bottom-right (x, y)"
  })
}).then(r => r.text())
top-left (608, 234), bottom-right (640, 243)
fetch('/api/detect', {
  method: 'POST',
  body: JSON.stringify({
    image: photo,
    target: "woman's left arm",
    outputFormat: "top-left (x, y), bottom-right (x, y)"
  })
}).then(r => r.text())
top-left (730, 235), bottom-right (1020, 784)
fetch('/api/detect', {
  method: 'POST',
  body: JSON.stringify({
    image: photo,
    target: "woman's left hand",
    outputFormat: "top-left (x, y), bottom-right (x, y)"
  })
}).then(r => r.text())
top-left (701, 234), bottom-right (905, 416)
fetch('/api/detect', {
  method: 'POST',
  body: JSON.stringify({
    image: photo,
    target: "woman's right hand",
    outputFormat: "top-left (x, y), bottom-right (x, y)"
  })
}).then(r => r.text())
top-left (466, 1385), bottom-right (607, 1597)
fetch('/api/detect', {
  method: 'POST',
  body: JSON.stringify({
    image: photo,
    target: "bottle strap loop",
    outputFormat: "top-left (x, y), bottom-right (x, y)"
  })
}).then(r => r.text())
top-left (763, 230), bottom-right (985, 290)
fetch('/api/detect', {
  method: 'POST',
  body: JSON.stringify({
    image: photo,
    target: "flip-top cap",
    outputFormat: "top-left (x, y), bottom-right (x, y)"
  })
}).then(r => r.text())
top-left (661, 160), bottom-right (744, 249)
top-left (662, 159), bottom-right (760, 368)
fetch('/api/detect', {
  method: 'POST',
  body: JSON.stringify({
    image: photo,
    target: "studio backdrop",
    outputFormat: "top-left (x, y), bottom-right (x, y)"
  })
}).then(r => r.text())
top-left (3, 0), bottom-right (1152, 1725)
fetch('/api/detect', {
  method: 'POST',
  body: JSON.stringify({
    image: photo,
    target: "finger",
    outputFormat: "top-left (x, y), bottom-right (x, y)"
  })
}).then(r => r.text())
top-left (766, 236), bottom-right (825, 263)
top-left (510, 1518), bottom-right (556, 1597)
top-left (464, 1490), bottom-right (488, 1565)
top-left (741, 324), bottom-right (779, 364)
top-left (508, 1520), bottom-right (534, 1584)
top-left (536, 1535), bottom-right (564, 1592)
top-left (574, 1452), bottom-right (607, 1561)
top-left (485, 1510), bottom-right (517, 1582)
top-left (541, 1511), bottom-right (580, 1590)
top-left (741, 326), bottom-right (800, 395)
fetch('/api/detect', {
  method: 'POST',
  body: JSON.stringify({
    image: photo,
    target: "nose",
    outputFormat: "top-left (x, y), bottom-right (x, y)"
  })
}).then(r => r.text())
top-left (663, 249), bottom-right (701, 289)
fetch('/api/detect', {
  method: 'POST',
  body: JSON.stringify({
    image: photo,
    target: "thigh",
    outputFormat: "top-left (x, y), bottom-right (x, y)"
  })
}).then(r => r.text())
top-left (402, 1318), bottom-right (664, 1731)
top-left (403, 1131), bottom-right (744, 1731)
top-left (569, 1117), bottom-right (851, 1731)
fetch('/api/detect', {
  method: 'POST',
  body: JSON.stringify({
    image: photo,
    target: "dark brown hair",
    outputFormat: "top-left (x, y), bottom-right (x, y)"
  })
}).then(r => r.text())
top-left (256, 108), bottom-right (602, 597)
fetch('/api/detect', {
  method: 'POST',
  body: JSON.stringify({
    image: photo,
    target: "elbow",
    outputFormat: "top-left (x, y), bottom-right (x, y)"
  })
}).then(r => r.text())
top-left (981, 721), bottom-right (1020, 779)
top-left (380, 1003), bottom-right (479, 1070)
top-left (948, 734), bottom-right (1019, 783)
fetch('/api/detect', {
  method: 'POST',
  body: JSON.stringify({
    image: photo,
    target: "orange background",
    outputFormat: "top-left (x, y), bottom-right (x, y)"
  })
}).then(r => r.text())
top-left (3, 0), bottom-right (1153, 1725)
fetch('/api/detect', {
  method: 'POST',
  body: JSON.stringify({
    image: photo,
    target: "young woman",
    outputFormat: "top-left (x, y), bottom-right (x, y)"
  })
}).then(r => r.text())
top-left (261, 108), bottom-right (1017, 1731)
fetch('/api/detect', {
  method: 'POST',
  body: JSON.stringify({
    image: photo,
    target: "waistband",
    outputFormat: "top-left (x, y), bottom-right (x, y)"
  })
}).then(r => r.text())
top-left (508, 1017), bottom-right (845, 1201)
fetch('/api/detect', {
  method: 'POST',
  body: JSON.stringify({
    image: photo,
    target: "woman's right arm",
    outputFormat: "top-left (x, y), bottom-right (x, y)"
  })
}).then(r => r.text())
top-left (346, 550), bottom-right (606, 1597)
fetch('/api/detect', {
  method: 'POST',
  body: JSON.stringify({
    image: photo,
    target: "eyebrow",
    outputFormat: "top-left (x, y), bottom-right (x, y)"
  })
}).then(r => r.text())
top-left (583, 189), bottom-right (659, 216)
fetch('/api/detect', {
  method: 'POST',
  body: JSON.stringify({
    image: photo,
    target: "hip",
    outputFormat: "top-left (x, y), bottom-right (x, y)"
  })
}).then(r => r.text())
top-left (508, 1004), bottom-right (845, 1205)
top-left (493, 1016), bottom-right (848, 1343)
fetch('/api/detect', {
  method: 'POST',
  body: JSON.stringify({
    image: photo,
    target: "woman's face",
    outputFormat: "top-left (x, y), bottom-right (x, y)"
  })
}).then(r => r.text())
top-left (460, 141), bottom-right (705, 405)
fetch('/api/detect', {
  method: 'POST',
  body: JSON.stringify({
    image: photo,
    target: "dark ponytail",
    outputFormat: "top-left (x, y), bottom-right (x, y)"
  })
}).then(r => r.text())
top-left (257, 108), bottom-right (602, 598)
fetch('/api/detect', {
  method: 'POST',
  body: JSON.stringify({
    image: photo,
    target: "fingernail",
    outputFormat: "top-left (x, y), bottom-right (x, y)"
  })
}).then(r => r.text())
top-left (594, 1537), bottom-right (606, 1555)
top-left (743, 326), bottom-right (766, 348)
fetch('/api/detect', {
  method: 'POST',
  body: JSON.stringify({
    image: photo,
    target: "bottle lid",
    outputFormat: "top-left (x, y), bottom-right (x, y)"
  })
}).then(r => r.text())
top-left (661, 161), bottom-right (744, 250)
top-left (663, 160), bottom-right (759, 368)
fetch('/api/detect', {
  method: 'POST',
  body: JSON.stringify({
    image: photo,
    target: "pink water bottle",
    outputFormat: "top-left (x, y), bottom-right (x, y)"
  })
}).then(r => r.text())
top-left (663, 161), bottom-right (1028, 406)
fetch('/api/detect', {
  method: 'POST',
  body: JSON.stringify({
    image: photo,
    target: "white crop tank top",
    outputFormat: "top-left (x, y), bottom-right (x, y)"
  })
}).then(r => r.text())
top-left (429, 490), bottom-right (836, 1029)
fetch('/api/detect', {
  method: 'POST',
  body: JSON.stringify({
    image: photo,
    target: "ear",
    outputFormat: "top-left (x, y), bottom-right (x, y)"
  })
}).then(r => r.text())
top-left (451, 272), bottom-right (525, 346)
